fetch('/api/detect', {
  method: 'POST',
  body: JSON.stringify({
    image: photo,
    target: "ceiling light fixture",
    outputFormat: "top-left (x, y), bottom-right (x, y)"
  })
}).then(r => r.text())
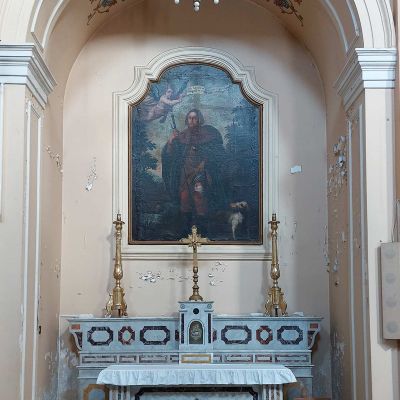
top-left (174, 0), bottom-right (220, 12)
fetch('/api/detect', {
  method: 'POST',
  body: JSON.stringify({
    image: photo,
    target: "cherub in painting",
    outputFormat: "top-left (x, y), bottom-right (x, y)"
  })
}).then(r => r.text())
top-left (139, 83), bottom-right (187, 123)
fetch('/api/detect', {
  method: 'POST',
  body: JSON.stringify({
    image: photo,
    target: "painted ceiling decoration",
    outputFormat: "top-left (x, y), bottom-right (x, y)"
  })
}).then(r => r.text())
top-left (266, 0), bottom-right (303, 25)
top-left (88, 0), bottom-right (125, 25)
top-left (87, 0), bottom-right (303, 24)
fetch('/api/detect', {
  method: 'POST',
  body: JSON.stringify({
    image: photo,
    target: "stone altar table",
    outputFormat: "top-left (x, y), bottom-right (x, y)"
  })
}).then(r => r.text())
top-left (96, 363), bottom-right (296, 399)
top-left (69, 309), bottom-right (321, 399)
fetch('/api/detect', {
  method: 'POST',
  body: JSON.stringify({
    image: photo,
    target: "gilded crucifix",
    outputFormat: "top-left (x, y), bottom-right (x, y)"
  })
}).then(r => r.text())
top-left (181, 226), bottom-right (209, 301)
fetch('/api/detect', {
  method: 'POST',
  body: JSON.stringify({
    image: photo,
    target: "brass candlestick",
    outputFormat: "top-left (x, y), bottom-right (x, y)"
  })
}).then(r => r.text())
top-left (265, 214), bottom-right (288, 316)
top-left (105, 214), bottom-right (128, 317)
top-left (181, 226), bottom-right (209, 301)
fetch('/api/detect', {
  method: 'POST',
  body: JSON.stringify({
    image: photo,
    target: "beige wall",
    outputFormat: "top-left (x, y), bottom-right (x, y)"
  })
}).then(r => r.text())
top-left (3, 0), bottom-right (399, 399)
top-left (59, 0), bottom-right (330, 396)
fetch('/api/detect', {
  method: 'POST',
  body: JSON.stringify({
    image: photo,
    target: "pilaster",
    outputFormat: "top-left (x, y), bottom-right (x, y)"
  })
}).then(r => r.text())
top-left (0, 43), bottom-right (55, 400)
top-left (335, 47), bottom-right (398, 400)
top-left (0, 43), bottom-right (56, 109)
top-left (0, 43), bottom-right (55, 220)
top-left (335, 48), bottom-right (396, 111)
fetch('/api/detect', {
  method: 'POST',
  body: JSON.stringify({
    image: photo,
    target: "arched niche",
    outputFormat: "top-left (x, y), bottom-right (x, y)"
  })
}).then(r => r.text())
top-left (0, 1), bottom-right (397, 400)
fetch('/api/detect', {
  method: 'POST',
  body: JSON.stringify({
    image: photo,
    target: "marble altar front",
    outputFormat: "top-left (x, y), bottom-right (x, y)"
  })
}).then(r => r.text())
top-left (69, 300), bottom-right (321, 400)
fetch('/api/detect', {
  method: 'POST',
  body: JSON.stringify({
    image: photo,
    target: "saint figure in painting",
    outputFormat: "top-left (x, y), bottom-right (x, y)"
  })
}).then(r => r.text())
top-left (162, 109), bottom-right (227, 236)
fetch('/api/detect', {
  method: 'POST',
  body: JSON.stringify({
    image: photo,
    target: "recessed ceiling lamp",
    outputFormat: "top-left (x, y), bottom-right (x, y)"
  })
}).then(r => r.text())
top-left (174, 0), bottom-right (220, 12)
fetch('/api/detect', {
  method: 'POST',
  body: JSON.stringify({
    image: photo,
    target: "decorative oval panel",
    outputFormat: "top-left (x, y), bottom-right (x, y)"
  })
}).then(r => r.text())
top-left (140, 326), bottom-right (171, 345)
top-left (277, 326), bottom-right (303, 345)
top-left (221, 325), bottom-right (252, 345)
top-left (87, 327), bottom-right (114, 346)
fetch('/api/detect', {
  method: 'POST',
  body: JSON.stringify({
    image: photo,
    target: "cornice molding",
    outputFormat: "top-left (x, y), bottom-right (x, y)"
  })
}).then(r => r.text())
top-left (335, 48), bottom-right (397, 110)
top-left (0, 44), bottom-right (56, 108)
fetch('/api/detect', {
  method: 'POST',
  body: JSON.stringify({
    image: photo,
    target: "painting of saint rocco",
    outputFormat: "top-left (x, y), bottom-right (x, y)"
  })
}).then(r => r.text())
top-left (129, 63), bottom-right (262, 244)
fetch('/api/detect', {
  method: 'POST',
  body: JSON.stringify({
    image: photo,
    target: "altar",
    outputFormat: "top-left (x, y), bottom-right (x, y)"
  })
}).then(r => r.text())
top-left (68, 218), bottom-right (321, 400)
top-left (69, 310), bottom-right (321, 400)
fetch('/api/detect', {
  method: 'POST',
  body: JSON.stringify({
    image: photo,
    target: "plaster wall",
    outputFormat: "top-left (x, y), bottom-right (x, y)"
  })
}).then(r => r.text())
top-left (0, 85), bottom-right (27, 399)
top-left (0, 0), bottom-right (397, 399)
top-left (60, 1), bottom-right (330, 397)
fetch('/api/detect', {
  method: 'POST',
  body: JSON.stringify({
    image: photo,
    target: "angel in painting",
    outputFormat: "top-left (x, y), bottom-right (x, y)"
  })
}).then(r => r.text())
top-left (138, 82), bottom-right (188, 123)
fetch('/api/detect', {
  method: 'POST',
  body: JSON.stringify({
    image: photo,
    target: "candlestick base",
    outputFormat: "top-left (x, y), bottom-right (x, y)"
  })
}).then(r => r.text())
top-left (189, 293), bottom-right (204, 301)
top-left (265, 287), bottom-right (287, 317)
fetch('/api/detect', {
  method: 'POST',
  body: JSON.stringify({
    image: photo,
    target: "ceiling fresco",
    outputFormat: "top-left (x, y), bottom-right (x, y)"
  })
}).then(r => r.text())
top-left (87, 0), bottom-right (304, 25)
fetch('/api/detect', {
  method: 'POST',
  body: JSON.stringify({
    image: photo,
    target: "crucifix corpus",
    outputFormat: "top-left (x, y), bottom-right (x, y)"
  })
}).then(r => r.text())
top-left (181, 225), bottom-right (209, 301)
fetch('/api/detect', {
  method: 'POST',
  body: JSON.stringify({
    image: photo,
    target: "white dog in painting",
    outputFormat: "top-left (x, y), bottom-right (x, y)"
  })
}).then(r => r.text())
top-left (229, 201), bottom-right (248, 240)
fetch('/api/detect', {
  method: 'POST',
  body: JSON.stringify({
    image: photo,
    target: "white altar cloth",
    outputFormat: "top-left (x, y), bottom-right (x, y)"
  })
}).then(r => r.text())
top-left (96, 364), bottom-right (296, 387)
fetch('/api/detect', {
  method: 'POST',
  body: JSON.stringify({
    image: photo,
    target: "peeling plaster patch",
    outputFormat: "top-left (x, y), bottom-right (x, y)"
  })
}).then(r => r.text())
top-left (55, 334), bottom-right (79, 400)
top-left (41, 350), bottom-right (59, 399)
top-left (54, 261), bottom-right (61, 278)
top-left (323, 225), bottom-right (330, 268)
top-left (136, 268), bottom-right (190, 288)
top-left (38, 357), bottom-right (59, 400)
top-left (45, 351), bottom-right (57, 374)
top-left (135, 263), bottom-right (228, 288)
top-left (290, 220), bottom-right (298, 240)
top-left (19, 333), bottom-right (23, 352)
top-left (332, 257), bottom-right (339, 272)
top-left (331, 329), bottom-right (345, 400)
top-left (328, 136), bottom-right (347, 197)
top-left (138, 271), bottom-right (161, 284)
top-left (290, 165), bottom-right (302, 174)
top-left (207, 261), bottom-right (227, 286)
top-left (312, 344), bottom-right (332, 398)
top-left (167, 267), bottom-right (190, 283)
top-left (19, 305), bottom-right (24, 353)
top-left (85, 157), bottom-right (97, 191)
top-left (45, 145), bottom-right (63, 173)
top-left (42, 372), bottom-right (58, 400)
top-left (331, 231), bottom-right (346, 273)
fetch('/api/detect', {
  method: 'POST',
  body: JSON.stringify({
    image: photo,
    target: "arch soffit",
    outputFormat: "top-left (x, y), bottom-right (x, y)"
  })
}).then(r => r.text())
top-left (352, 0), bottom-right (395, 48)
top-left (19, 0), bottom-right (394, 53)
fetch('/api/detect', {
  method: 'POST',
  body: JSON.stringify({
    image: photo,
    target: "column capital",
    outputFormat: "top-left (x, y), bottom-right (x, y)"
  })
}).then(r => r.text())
top-left (0, 43), bottom-right (56, 108)
top-left (335, 48), bottom-right (397, 110)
